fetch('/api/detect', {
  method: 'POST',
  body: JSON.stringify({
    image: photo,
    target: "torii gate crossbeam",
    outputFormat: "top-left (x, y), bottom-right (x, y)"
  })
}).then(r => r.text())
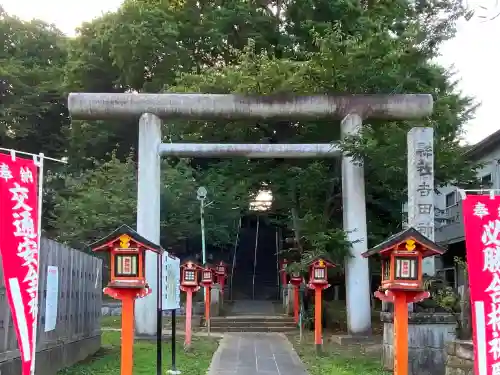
top-left (68, 93), bottom-right (433, 337)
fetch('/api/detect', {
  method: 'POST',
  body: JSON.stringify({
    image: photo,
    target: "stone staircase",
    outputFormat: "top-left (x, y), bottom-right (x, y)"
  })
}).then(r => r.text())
top-left (208, 315), bottom-right (297, 333)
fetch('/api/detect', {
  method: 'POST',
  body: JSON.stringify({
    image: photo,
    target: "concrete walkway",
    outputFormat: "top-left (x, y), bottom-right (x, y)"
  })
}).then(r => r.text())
top-left (207, 333), bottom-right (309, 375)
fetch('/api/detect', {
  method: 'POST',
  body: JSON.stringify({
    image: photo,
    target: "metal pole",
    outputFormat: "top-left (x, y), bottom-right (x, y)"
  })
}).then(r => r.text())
top-left (275, 228), bottom-right (280, 300)
top-left (169, 309), bottom-right (180, 374)
top-left (156, 253), bottom-right (162, 375)
top-left (252, 216), bottom-right (260, 300)
top-left (200, 199), bottom-right (207, 265)
top-left (31, 152), bottom-right (44, 375)
top-left (200, 198), bottom-right (207, 301)
top-left (229, 218), bottom-right (241, 301)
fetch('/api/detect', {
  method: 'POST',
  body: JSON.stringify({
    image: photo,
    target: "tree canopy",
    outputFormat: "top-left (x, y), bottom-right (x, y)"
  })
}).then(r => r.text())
top-left (0, 0), bottom-right (480, 267)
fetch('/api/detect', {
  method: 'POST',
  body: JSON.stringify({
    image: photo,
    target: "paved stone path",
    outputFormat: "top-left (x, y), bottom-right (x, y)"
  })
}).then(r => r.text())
top-left (207, 333), bottom-right (309, 375)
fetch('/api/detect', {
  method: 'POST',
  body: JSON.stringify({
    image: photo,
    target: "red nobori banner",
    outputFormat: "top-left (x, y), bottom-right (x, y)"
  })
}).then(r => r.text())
top-left (463, 194), bottom-right (500, 375)
top-left (0, 153), bottom-right (39, 375)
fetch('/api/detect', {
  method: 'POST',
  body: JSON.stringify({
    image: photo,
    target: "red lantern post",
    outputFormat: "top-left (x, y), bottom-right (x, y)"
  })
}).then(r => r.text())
top-left (362, 228), bottom-right (445, 375)
top-left (215, 261), bottom-right (227, 300)
top-left (90, 225), bottom-right (163, 375)
top-left (279, 258), bottom-right (288, 288)
top-left (289, 271), bottom-right (302, 324)
top-left (180, 261), bottom-right (201, 348)
top-left (200, 264), bottom-right (214, 334)
top-left (307, 258), bottom-right (335, 353)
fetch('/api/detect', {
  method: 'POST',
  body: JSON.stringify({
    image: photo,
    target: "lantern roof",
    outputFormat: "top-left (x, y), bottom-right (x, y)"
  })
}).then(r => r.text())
top-left (362, 227), bottom-right (446, 259)
top-left (89, 224), bottom-right (163, 253)
top-left (181, 258), bottom-right (202, 269)
top-left (307, 256), bottom-right (336, 268)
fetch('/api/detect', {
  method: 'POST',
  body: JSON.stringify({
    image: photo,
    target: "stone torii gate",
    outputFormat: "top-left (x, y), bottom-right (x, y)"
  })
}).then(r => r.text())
top-left (68, 93), bottom-right (433, 337)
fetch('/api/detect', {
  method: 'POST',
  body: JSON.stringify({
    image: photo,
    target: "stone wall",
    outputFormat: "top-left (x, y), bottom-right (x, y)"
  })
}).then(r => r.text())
top-left (445, 340), bottom-right (474, 375)
top-left (382, 312), bottom-right (456, 375)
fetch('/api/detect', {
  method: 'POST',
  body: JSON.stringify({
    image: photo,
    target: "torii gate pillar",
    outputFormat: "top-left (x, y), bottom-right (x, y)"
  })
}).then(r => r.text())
top-left (135, 113), bottom-right (162, 335)
top-left (341, 113), bottom-right (371, 334)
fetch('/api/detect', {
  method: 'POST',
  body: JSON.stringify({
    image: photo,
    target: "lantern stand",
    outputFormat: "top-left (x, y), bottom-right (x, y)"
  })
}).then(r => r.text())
top-left (279, 259), bottom-right (289, 298)
top-left (289, 271), bottom-right (303, 324)
top-left (362, 227), bottom-right (446, 375)
top-left (89, 224), bottom-right (163, 375)
top-left (200, 264), bottom-right (215, 335)
top-left (215, 261), bottom-right (227, 302)
top-left (307, 257), bottom-right (336, 354)
top-left (180, 260), bottom-right (202, 348)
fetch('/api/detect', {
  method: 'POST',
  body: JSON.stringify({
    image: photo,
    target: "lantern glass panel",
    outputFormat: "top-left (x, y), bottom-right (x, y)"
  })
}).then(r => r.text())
top-left (382, 259), bottom-right (390, 280)
top-left (203, 271), bottom-right (212, 280)
top-left (217, 266), bottom-right (225, 273)
top-left (314, 267), bottom-right (326, 280)
top-left (394, 256), bottom-right (418, 280)
top-left (115, 254), bottom-right (139, 277)
top-left (184, 270), bottom-right (196, 282)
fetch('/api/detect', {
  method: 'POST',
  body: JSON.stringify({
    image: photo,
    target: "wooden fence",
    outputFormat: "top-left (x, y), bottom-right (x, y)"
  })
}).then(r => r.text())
top-left (0, 238), bottom-right (102, 374)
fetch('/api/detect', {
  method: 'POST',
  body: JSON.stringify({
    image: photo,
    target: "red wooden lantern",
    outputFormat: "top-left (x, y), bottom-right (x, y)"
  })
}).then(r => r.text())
top-left (307, 258), bottom-right (335, 288)
top-left (288, 269), bottom-right (303, 324)
top-left (362, 227), bottom-right (446, 375)
top-left (279, 258), bottom-right (288, 286)
top-left (215, 261), bottom-right (227, 277)
top-left (289, 271), bottom-right (302, 287)
top-left (91, 224), bottom-right (162, 290)
top-left (200, 265), bottom-right (214, 288)
top-left (179, 260), bottom-right (202, 348)
top-left (305, 257), bottom-right (336, 352)
top-left (90, 224), bottom-right (163, 375)
top-left (362, 227), bottom-right (446, 293)
top-left (214, 260), bottom-right (227, 298)
top-left (180, 261), bottom-right (201, 288)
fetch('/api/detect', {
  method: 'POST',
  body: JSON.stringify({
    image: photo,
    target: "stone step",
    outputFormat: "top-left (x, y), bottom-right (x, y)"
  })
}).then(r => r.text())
top-left (210, 319), bottom-right (296, 325)
top-left (210, 316), bottom-right (295, 324)
top-left (208, 326), bottom-right (297, 333)
top-left (210, 320), bottom-right (297, 328)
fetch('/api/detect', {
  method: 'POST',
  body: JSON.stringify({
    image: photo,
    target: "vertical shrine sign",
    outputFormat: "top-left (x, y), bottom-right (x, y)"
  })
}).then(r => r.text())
top-left (407, 127), bottom-right (435, 275)
top-left (0, 153), bottom-right (39, 375)
top-left (161, 253), bottom-right (180, 310)
top-left (463, 194), bottom-right (500, 375)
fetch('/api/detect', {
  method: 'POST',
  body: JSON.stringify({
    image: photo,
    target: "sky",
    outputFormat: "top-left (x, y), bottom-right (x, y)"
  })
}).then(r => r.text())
top-left (1, 0), bottom-right (499, 145)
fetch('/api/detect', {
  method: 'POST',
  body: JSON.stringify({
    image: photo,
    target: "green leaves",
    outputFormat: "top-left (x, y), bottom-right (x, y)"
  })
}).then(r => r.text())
top-left (1, 0), bottom-right (478, 268)
top-left (50, 153), bottom-right (251, 251)
top-left (0, 10), bottom-right (68, 155)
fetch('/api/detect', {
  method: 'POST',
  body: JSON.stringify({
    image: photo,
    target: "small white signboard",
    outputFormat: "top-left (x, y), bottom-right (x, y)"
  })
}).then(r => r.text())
top-left (161, 253), bottom-right (180, 310)
top-left (44, 266), bottom-right (59, 332)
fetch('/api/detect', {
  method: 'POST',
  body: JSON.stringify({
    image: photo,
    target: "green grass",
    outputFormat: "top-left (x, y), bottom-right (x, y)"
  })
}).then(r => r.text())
top-left (100, 315), bottom-right (122, 329)
top-left (57, 331), bottom-right (219, 375)
top-left (291, 333), bottom-right (388, 375)
top-left (100, 315), bottom-right (196, 331)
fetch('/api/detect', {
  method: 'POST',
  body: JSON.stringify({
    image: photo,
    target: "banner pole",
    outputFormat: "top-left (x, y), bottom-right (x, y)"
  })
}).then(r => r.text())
top-left (31, 153), bottom-right (44, 375)
top-left (0, 148), bottom-right (66, 164)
